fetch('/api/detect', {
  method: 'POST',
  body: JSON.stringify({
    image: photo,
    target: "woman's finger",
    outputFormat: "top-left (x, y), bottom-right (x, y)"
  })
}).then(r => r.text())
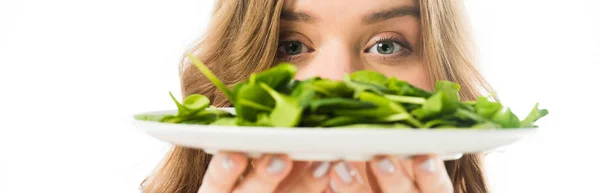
top-left (198, 152), bottom-right (248, 193)
top-left (368, 156), bottom-right (420, 193)
top-left (279, 162), bottom-right (332, 193)
top-left (413, 155), bottom-right (453, 193)
top-left (232, 154), bottom-right (293, 193)
top-left (330, 162), bottom-right (369, 193)
top-left (276, 161), bottom-right (311, 192)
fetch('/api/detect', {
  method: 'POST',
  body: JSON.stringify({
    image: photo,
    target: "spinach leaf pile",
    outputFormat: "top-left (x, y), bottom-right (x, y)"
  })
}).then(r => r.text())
top-left (134, 54), bottom-right (548, 129)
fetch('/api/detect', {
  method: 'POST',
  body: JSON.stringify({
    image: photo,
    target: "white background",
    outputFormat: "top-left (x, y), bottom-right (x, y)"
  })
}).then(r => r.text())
top-left (1, 0), bottom-right (599, 192)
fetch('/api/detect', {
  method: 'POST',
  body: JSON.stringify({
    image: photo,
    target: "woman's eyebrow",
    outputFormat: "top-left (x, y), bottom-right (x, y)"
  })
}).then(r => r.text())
top-left (281, 10), bottom-right (319, 24)
top-left (362, 6), bottom-right (420, 25)
top-left (280, 6), bottom-right (419, 25)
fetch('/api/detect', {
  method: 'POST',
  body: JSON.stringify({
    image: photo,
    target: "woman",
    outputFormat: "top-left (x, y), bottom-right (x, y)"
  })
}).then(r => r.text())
top-left (142, 0), bottom-right (493, 192)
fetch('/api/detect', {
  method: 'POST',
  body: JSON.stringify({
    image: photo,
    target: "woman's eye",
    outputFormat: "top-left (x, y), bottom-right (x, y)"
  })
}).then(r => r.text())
top-left (368, 40), bottom-right (403, 55)
top-left (278, 41), bottom-right (309, 56)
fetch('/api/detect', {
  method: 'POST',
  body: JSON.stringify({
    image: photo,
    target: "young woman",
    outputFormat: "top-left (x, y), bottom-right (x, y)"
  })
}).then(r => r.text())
top-left (142, 0), bottom-right (493, 192)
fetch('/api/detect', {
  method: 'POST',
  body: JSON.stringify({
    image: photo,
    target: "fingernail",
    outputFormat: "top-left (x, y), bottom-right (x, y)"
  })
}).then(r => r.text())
top-left (266, 156), bottom-right (286, 174)
top-left (420, 158), bottom-right (436, 173)
top-left (312, 162), bottom-right (331, 178)
top-left (221, 154), bottom-right (235, 170)
top-left (329, 179), bottom-right (338, 193)
top-left (377, 158), bottom-right (396, 174)
top-left (333, 162), bottom-right (353, 184)
top-left (352, 167), bottom-right (364, 184)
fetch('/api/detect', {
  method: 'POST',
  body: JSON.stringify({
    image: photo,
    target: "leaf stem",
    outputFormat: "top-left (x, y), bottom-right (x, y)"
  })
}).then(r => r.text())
top-left (384, 94), bottom-right (426, 104)
top-left (186, 53), bottom-right (234, 102)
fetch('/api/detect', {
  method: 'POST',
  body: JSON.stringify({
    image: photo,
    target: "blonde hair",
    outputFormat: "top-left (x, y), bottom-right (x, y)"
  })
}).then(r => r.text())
top-left (142, 0), bottom-right (493, 192)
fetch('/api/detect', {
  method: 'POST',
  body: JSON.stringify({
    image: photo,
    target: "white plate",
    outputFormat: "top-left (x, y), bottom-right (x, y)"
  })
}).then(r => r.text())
top-left (134, 108), bottom-right (536, 161)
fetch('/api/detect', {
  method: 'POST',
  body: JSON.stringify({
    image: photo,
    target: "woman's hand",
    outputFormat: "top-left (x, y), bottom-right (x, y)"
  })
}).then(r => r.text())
top-left (330, 155), bottom-right (453, 193)
top-left (197, 152), bottom-right (332, 193)
top-left (198, 152), bottom-right (453, 193)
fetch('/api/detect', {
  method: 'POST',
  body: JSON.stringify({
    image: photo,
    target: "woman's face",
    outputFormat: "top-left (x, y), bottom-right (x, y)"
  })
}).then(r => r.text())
top-left (278, 0), bottom-right (432, 90)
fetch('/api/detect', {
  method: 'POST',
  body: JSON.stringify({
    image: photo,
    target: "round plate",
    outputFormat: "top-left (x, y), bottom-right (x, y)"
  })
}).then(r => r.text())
top-left (133, 109), bottom-right (536, 161)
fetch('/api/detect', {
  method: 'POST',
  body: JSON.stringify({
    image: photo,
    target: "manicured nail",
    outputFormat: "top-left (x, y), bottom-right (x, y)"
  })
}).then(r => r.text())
top-left (350, 166), bottom-right (364, 184)
top-left (334, 162), bottom-right (353, 184)
top-left (312, 162), bottom-right (331, 178)
top-left (221, 154), bottom-right (235, 170)
top-left (329, 179), bottom-right (338, 193)
top-left (267, 156), bottom-right (286, 174)
top-left (420, 158), bottom-right (436, 173)
top-left (377, 158), bottom-right (396, 174)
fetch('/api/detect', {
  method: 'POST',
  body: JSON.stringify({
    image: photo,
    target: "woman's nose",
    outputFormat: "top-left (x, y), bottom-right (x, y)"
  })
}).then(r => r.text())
top-left (295, 41), bottom-right (363, 80)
